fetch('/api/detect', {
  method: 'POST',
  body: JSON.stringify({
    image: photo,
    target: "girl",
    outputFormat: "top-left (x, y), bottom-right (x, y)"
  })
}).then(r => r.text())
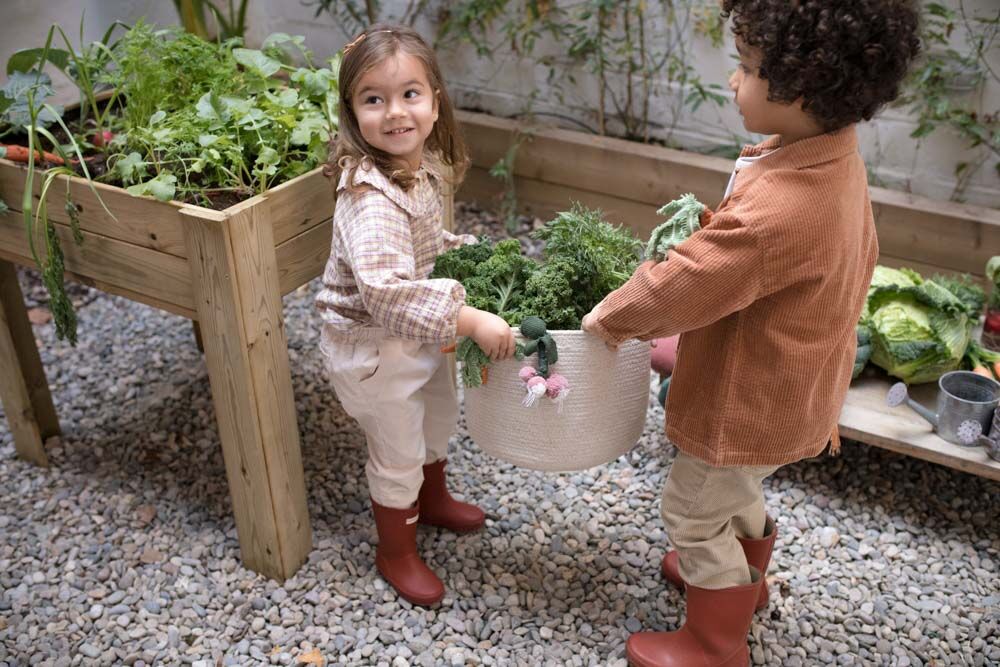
top-left (315, 24), bottom-right (515, 606)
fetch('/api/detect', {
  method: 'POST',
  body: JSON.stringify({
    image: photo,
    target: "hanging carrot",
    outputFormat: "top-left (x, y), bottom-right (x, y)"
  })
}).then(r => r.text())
top-left (1, 144), bottom-right (67, 165)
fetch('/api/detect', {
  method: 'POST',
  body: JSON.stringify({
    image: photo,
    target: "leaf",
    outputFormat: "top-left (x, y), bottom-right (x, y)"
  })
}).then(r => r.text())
top-left (297, 648), bottom-right (325, 666)
top-left (290, 114), bottom-right (327, 146)
top-left (149, 110), bottom-right (167, 125)
top-left (254, 146), bottom-right (280, 176)
top-left (268, 88), bottom-right (299, 108)
top-left (263, 33), bottom-right (305, 49)
top-left (2, 70), bottom-right (53, 103)
top-left (126, 174), bottom-right (177, 202)
top-left (115, 152), bottom-right (147, 184)
top-left (233, 48), bottom-right (281, 78)
top-left (291, 68), bottom-right (334, 98)
top-left (196, 91), bottom-right (228, 122)
top-left (6, 47), bottom-right (71, 76)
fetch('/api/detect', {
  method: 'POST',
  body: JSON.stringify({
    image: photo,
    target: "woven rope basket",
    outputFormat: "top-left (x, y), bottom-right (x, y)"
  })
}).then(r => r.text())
top-left (464, 330), bottom-right (651, 471)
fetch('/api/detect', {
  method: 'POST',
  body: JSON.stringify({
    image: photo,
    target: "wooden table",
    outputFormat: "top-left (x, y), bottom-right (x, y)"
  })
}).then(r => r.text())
top-left (840, 370), bottom-right (1000, 482)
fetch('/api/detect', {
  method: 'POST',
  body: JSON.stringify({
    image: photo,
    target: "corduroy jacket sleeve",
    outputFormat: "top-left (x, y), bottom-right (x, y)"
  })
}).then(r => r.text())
top-left (588, 210), bottom-right (767, 346)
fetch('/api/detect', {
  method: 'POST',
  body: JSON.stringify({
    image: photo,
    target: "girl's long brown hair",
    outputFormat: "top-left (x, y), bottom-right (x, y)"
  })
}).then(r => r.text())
top-left (325, 23), bottom-right (469, 192)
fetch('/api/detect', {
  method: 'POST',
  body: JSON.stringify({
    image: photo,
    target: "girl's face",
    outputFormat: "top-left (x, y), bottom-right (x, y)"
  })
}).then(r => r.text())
top-left (351, 52), bottom-right (439, 171)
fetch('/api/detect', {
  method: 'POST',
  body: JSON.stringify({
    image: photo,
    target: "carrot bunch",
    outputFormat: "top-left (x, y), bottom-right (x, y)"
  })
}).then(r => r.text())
top-left (966, 340), bottom-right (1000, 381)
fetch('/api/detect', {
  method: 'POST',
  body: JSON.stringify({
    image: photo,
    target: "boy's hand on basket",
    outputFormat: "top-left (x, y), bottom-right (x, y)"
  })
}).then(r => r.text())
top-left (458, 306), bottom-right (516, 361)
top-left (582, 308), bottom-right (618, 351)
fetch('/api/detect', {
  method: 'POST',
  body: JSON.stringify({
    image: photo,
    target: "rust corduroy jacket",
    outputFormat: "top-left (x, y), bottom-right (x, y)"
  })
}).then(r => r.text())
top-left (590, 127), bottom-right (878, 467)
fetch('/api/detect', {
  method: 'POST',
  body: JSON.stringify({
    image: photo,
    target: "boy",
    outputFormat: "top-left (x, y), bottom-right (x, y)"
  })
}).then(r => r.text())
top-left (582, 2), bottom-right (920, 664)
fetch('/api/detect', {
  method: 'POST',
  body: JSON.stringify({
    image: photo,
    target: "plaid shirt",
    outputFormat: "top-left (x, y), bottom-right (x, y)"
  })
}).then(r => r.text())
top-left (315, 161), bottom-right (475, 343)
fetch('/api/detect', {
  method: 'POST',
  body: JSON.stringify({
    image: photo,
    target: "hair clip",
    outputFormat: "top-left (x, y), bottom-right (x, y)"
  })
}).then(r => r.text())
top-left (343, 29), bottom-right (396, 55)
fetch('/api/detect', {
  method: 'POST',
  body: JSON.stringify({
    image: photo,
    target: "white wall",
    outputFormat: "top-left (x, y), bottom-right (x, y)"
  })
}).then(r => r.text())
top-left (4, 0), bottom-right (997, 208)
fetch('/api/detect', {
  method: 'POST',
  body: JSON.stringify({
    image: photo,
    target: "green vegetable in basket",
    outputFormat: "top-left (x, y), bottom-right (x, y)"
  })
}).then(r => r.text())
top-left (428, 236), bottom-right (494, 283)
top-left (530, 203), bottom-right (642, 322)
top-left (431, 203), bottom-right (640, 386)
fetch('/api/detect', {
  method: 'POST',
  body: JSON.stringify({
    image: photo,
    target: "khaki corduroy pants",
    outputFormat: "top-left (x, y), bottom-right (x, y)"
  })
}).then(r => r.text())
top-left (322, 327), bottom-right (456, 508)
top-left (661, 450), bottom-right (779, 589)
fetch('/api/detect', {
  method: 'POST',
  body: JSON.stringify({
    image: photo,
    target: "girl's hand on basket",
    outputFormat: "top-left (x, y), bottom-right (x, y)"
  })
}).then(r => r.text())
top-left (458, 306), bottom-right (516, 361)
top-left (582, 308), bottom-right (618, 351)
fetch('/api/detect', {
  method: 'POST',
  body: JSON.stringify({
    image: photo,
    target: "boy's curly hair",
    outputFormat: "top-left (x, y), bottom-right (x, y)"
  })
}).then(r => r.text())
top-left (722, 0), bottom-right (921, 132)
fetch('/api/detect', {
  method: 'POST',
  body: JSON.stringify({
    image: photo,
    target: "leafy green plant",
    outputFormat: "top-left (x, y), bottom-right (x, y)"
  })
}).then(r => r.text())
top-left (432, 203), bottom-right (641, 385)
top-left (488, 130), bottom-right (529, 233)
top-left (432, 203), bottom-right (641, 330)
top-left (1, 21), bottom-right (339, 343)
top-left (901, 1), bottom-right (999, 199)
top-left (0, 23), bottom-right (122, 344)
top-left (102, 23), bottom-right (338, 205)
top-left (439, 0), bottom-right (730, 143)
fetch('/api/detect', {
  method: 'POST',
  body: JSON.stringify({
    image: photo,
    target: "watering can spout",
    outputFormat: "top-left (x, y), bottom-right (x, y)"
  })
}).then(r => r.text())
top-left (886, 381), bottom-right (938, 428)
top-left (908, 401), bottom-right (938, 429)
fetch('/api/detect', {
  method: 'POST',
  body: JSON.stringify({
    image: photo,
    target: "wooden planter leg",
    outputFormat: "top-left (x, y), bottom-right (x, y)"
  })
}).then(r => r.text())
top-left (192, 320), bottom-right (205, 353)
top-left (181, 202), bottom-right (312, 581)
top-left (0, 259), bottom-right (60, 466)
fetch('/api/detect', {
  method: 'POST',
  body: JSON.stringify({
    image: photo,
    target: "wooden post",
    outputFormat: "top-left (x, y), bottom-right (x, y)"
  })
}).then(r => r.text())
top-left (181, 200), bottom-right (311, 580)
top-left (0, 259), bottom-right (60, 466)
top-left (192, 320), bottom-right (205, 353)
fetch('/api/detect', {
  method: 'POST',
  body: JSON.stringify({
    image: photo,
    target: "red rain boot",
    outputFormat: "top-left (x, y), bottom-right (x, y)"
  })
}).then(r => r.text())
top-left (627, 567), bottom-right (763, 667)
top-left (417, 459), bottom-right (485, 533)
top-left (661, 516), bottom-right (776, 611)
top-left (371, 499), bottom-right (444, 606)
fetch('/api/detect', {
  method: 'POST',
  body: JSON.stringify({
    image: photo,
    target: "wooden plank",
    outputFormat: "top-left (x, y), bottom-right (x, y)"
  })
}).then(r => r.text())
top-left (457, 110), bottom-right (996, 278)
top-left (182, 200), bottom-right (311, 581)
top-left (264, 167), bottom-right (333, 247)
top-left (458, 110), bottom-right (729, 209)
top-left (0, 209), bottom-right (194, 314)
top-left (0, 160), bottom-right (188, 256)
top-left (460, 166), bottom-right (668, 238)
top-left (871, 193), bottom-right (1000, 277)
top-left (276, 218), bottom-right (332, 297)
top-left (0, 259), bottom-right (59, 466)
top-left (840, 373), bottom-right (1000, 482)
top-left (0, 247), bottom-right (197, 320)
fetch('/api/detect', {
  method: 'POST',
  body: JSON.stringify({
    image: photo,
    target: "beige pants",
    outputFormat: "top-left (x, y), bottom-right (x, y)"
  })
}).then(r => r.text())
top-left (661, 450), bottom-right (779, 589)
top-left (321, 326), bottom-right (457, 509)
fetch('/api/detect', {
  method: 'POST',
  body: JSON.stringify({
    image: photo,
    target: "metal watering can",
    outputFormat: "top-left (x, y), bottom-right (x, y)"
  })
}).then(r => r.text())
top-left (886, 371), bottom-right (1000, 446)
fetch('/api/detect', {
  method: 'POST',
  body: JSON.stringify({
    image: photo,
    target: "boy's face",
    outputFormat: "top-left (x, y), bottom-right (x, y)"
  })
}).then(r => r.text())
top-left (729, 37), bottom-right (820, 142)
top-left (352, 52), bottom-right (439, 171)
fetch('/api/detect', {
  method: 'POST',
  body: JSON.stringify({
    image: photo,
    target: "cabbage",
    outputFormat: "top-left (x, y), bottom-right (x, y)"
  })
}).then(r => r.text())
top-left (862, 266), bottom-right (971, 384)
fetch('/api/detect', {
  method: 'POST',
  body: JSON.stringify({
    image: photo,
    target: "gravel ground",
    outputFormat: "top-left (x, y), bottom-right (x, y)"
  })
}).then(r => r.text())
top-left (1, 202), bottom-right (999, 667)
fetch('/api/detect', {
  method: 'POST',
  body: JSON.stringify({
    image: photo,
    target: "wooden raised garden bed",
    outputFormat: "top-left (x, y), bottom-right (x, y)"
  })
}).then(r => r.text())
top-left (0, 158), bottom-right (347, 579)
top-left (456, 109), bottom-right (1000, 481)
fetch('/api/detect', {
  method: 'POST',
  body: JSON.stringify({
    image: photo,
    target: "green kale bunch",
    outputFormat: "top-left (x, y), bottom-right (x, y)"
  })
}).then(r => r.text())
top-left (432, 203), bottom-right (640, 330)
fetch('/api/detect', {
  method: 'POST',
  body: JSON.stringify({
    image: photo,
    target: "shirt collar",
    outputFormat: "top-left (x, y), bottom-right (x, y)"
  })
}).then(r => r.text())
top-left (338, 157), bottom-right (439, 217)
